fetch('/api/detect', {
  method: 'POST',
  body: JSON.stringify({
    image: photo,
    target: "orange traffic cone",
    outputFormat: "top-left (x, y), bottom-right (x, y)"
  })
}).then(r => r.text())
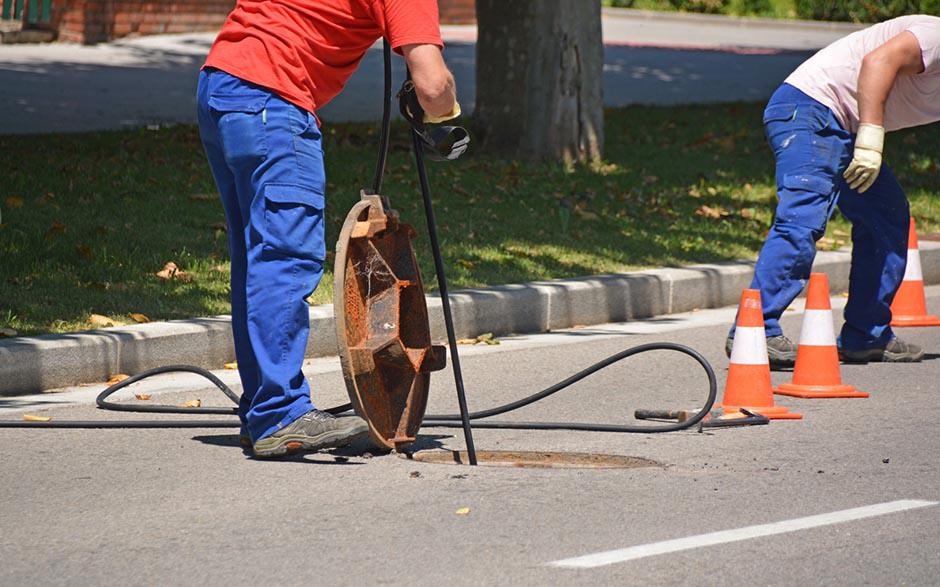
top-left (721, 289), bottom-right (802, 420)
top-left (891, 217), bottom-right (940, 327)
top-left (775, 273), bottom-right (869, 399)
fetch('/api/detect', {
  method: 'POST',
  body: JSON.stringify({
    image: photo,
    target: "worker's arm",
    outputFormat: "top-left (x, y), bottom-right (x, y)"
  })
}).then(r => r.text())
top-left (401, 43), bottom-right (460, 122)
top-left (845, 31), bottom-right (925, 193)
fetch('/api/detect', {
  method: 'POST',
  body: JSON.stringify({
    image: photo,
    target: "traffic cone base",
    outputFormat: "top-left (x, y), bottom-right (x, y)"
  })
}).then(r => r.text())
top-left (891, 314), bottom-right (940, 327)
top-left (722, 403), bottom-right (803, 420)
top-left (775, 382), bottom-right (869, 399)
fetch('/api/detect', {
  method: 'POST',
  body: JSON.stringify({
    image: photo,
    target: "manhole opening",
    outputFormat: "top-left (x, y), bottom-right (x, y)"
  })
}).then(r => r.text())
top-left (406, 450), bottom-right (661, 469)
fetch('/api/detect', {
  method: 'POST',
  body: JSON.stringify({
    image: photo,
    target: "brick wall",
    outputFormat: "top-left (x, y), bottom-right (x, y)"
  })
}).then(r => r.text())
top-left (439, 0), bottom-right (476, 24)
top-left (48, 0), bottom-right (477, 44)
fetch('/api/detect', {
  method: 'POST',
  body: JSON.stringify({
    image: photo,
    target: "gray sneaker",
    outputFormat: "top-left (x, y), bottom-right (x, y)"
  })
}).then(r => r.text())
top-left (725, 334), bottom-right (798, 368)
top-left (253, 409), bottom-right (369, 458)
top-left (840, 337), bottom-right (924, 363)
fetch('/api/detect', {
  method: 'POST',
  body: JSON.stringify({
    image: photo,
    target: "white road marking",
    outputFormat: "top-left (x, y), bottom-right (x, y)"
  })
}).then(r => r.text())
top-left (548, 499), bottom-right (937, 569)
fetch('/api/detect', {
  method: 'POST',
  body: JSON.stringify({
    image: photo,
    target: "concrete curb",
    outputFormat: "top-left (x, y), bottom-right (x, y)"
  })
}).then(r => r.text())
top-left (601, 7), bottom-right (866, 34)
top-left (3, 242), bottom-right (939, 396)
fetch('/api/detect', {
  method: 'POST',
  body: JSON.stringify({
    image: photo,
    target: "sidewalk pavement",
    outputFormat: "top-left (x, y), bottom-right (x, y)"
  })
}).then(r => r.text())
top-left (3, 242), bottom-right (939, 396)
top-left (0, 9), bottom-right (859, 135)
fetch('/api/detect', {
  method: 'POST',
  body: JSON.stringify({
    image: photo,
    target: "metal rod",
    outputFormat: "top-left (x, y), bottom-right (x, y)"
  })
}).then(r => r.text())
top-left (410, 120), bottom-right (477, 466)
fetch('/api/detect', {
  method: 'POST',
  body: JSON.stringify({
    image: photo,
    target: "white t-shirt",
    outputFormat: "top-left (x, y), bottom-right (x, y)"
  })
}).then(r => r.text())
top-left (785, 15), bottom-right (940, 133)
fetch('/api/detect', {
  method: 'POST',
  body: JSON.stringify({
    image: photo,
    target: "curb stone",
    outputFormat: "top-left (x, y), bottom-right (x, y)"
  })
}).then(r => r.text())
top-left (2, 243), bottom-right (939, 396)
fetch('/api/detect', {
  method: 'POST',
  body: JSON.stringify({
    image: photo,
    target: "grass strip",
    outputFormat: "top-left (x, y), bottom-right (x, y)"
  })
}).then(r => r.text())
top-left (2, 103), bottom-right (938, 335)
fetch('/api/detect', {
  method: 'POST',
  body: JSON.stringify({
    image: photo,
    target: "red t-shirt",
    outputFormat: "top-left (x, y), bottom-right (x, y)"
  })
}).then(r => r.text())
top-left (204, 0), bottom-right (443, 116)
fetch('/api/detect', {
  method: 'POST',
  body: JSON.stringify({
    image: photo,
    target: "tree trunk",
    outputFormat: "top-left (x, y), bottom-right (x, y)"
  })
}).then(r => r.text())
top-left (474, 0), bottom-right (604, 163)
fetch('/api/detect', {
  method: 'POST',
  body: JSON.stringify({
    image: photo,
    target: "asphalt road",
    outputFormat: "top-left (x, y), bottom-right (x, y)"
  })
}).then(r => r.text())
top-left (2, 287), bottom-right (939, 585)
top-left (0, 32), bottom-right (812, 135)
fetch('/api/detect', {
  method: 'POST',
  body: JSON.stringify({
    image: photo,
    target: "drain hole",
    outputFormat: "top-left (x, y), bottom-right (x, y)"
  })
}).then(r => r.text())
top-left (407, 450), bottom-right (661, 469)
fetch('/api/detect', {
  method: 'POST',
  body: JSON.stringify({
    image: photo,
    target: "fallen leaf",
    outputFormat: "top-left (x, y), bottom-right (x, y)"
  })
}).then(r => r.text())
top-left (75, 244), bottom-right (94, 259)
top-left (155, 261), bottom-right (192, 282)
top-left (4, 196), bottom-right (23, 209)
top-left (0, 327), bottom-right (17, 337)
top-left (188, 193), bottom-right (216, 202)
top-left (180, 399), bottom-right (202, 408)
top-left (89, 314), bottom-right (120, 328)
top-left (457, 259), bottom-right (477, 270)
top-left (477, 332), bottom-right (500, 346)
top-left (129, 313), bottom-right (150, 324)
top-left (695, 205), bottom-right (730, 219)
top-left (456, 338), bottom-right (478, 345)
top-left (455, 507), bottom-right (471, 516)
top-left (107, 374), bottom-right (129, 385)
top-left (23, 414), bottom-right (51, 422)
top-left (223, 362), bottom-right (238, 370)
top-left (46, 221), bottom-right (67, 238)
top-left (134, 393), bottom-right (151, 401)
top-left (409, 471), bottom-right (421, 478)
top-left (739, 208), bottom-right (754, 219)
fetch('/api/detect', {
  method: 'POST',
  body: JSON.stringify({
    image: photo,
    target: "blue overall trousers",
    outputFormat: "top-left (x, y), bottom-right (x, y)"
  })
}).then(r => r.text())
top-left (196, 69), bottom-right (326, 443)
top-left (738, 83), bottom-right (909, 349)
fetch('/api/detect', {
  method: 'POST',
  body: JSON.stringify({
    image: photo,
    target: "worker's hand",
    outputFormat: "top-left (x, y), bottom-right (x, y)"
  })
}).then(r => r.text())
top-left (424, 102), bottom-right (461, 124)
top-left (843, 123), bottom-right (885, 193)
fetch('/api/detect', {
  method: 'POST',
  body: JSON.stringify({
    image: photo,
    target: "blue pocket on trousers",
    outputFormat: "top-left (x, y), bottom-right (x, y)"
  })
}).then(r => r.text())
top-left (261, 183), bottom-right (326, 261)
top-left (209, 92), bottom-right (270, 164)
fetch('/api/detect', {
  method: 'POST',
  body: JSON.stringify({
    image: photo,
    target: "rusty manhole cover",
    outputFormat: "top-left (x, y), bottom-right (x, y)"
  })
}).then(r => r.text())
top-left (407, 450), bottom-right (661, 469)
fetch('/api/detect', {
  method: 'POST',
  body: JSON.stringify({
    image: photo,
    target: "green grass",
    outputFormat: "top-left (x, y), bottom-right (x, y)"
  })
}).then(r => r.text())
top-left (2, 103), bottom-right (939, 336)
top-left (604, 0), bottom-right (798, 20)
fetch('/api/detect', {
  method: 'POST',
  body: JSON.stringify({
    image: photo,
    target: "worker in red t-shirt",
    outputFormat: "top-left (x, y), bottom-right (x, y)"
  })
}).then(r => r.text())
top-left (196, 0), bottom-right (461, 458)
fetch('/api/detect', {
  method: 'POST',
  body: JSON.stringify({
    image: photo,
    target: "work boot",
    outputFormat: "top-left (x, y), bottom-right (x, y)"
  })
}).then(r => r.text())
top-left (725, 334), bottom-right (797, 368)
top-left (840, 337), bottom-right (924, 363)
top-left (253, 409), bottom-right (369, 458)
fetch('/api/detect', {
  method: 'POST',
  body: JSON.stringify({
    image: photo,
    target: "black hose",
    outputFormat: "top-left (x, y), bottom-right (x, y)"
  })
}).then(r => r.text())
top-left (424, 343), bottom-right (717, 433)
top-left (1, 343), bottom-right (715, 433)
top-left (372, 38), bottom-right (392, 203)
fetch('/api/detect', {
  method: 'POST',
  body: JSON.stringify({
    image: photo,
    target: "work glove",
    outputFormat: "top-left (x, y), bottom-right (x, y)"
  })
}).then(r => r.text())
top-left (398, 79), bottom-right (470, 161)
top-left (843, 123), bottom-right (884, 194)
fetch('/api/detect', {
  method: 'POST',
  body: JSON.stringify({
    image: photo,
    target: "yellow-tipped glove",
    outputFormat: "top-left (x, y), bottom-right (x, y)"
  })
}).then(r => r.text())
top-left (843, 123), bottom-right (884, 193)
top-left (424, 101), bottom-right (461, 124)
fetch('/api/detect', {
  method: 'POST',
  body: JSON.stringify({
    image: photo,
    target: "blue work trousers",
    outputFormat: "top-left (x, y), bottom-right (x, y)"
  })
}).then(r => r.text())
top-left (741, 83), bottom-right (909, 349)
top-left (196, 68), bottom-right (326, 442)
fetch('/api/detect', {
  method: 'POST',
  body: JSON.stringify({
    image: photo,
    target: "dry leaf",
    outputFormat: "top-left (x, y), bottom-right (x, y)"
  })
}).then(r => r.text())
top-left (4, 196), bottom-right (23, 209)
top-left (135, 393), bottom-right (152, 401)
top-left (75, 244), bottom-right (94, 259)
top-left (455, 507), bottom-right (471, 516)
top-left (46, 221), bottom-right (67, 238)
top-left (23, 414), bottom-right (52, 422)
top-left (129, 313), bottom-right (150, 323)
top-left (155, 261), bottom-right (192, 282)
top-left (695, 205), bottom-right (730, 219)
top-left (188, 193), bottom-right (216, 202)
top-left (0, 327), bottom-right (17, 337)
top-left (107, 374), bottom-right (129, 385)
top-left (89, 314), bottom-right (118, 328)
top-left (456, 338), bottom-right (478, 345)
top-left (223, 362), bottom-right (238, 370)
top-left (180, 399), bottom-right (202, 408)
